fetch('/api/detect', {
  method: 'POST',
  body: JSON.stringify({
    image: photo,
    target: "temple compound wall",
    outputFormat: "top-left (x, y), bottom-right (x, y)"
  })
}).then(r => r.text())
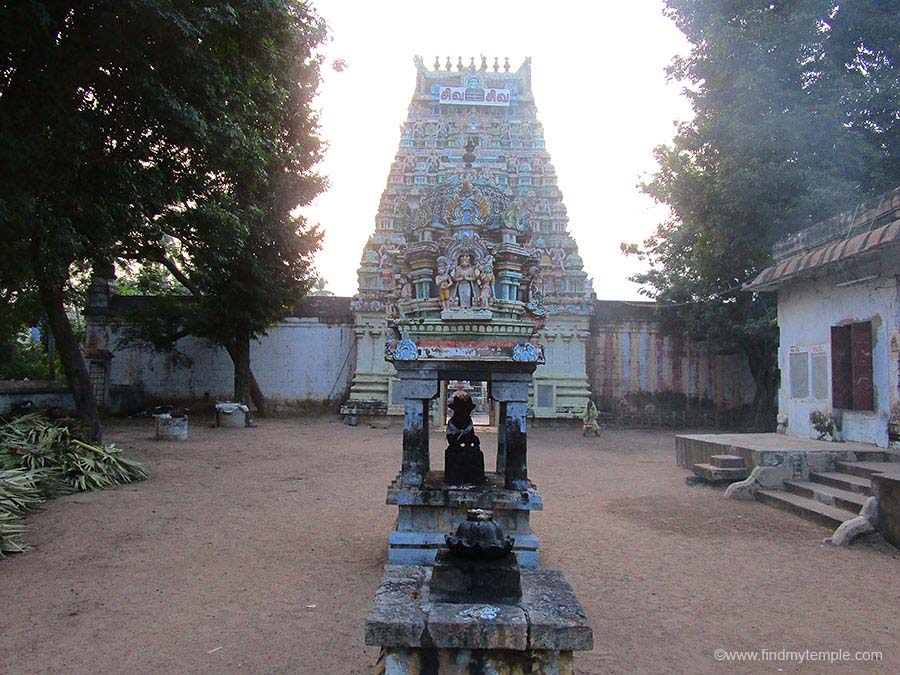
top-left (82, 291), bottom-right (753, 420)
top-left (83, 295), bottom-right (356, 414)
top-left (589, 301), bottom-right (756, 418)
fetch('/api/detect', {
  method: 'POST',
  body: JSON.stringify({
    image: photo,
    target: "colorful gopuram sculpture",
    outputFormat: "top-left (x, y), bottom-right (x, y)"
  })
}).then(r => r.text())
top-left (343, 56), bottom-right (594, 422)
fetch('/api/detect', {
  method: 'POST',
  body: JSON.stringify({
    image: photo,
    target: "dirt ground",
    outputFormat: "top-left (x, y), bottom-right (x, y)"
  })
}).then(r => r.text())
top-left (1, 417), bottom-right (898, 674)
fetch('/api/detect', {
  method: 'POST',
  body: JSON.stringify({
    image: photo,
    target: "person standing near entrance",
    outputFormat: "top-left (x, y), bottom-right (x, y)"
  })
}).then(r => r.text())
top-left (582, 399), bottom-right (601, 437)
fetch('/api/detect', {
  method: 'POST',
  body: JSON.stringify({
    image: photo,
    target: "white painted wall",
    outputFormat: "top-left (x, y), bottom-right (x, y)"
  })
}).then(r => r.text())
top-left (777, 271), bottom-right (900, 447)
top-left (106, 318), bottom-right (356, 408)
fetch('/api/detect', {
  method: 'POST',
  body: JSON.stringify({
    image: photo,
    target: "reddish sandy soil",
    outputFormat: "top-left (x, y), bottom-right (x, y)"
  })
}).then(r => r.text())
top-left (1, 417), bottom-right (898, 674)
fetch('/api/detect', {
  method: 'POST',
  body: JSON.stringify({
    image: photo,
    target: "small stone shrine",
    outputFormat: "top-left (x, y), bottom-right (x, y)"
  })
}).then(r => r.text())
top-left (384, 329), bottom-right (544, 567)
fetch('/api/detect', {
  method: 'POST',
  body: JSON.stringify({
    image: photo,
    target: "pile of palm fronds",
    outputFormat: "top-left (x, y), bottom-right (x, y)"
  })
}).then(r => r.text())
top-left (0, 468), bottom-right (44, 555)
top-left (0, 414), bottom-right (148, 556)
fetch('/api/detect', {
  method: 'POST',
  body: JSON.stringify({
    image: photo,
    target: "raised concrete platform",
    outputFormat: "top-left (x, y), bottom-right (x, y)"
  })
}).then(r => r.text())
top-left (676, 432), bottom-right (899, 472)
top-left (683, 434), bottom-right (900, 535)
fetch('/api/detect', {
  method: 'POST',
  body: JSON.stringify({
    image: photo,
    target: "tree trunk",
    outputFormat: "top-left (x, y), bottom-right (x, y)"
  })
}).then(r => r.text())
top-left (248, 368), bottom-right (268, 417)
top-left (33, 251), bottom-right (103, 443)
top-left (744, 340), bottom-right (778, 432)
top-left (224, 341), bottom-right (268, 417)
top-left (47, 330), bottom-right (56, 381)
top-left (232, 326), bottom-right (252, 407)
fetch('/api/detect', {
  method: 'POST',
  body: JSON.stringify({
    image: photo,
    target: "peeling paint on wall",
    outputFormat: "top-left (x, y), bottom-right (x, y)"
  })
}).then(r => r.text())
top-left (587, 324), bottom-right (755, 413)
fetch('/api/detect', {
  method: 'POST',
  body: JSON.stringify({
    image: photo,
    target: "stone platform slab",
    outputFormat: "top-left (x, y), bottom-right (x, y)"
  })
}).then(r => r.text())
top-left (376, 648), bottom-right (573, 674)
top-left (387, 472), bottom-right (543, 510)
top-left (366, 564), bottom-right (592, 674)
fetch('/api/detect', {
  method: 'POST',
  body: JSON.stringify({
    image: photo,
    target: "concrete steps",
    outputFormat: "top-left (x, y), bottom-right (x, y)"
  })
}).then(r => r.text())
top-left (808, 471), bottom-right (872, 495)
top-left (710, 454), bottom-right (745, 468)
top-left (690, 454), bottom-right (748, 484)
top-left (783, 479), bottom-right (866, 512)
top-left (756, 489), bottom-right (859, 528)
top-left (755, 455), bottom-right (899, 530)
top-left (833, 461), bottom-right (899, 479)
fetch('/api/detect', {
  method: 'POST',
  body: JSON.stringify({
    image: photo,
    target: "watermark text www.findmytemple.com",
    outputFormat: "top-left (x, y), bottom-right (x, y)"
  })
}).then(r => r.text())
top-left (714, 648), bottom-right (883, 665)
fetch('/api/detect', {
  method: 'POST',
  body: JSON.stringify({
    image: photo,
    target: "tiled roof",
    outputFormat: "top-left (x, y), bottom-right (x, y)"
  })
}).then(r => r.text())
top-left (747, 186), bottom-right (900, 291)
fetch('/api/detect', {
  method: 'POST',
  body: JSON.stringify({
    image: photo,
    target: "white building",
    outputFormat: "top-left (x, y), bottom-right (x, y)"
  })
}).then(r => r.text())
top-left (748, 186), bottom-right (900, 447)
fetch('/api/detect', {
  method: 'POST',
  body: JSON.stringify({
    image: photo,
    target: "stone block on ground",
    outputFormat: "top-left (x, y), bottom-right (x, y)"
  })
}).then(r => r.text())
top-left (691, 463), bottom-right (749, 483)
top-left (155, 414), bottom-right (188, 441)
top-left (365, 566), bottom-right (429, 647)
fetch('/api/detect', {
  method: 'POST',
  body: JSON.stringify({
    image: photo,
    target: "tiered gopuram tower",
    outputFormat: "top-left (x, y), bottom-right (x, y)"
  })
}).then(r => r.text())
top-left (344, 56), bottom-right (594, 423)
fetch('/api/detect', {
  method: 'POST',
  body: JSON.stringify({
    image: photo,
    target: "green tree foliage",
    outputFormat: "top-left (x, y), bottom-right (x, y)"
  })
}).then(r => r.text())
top-left (0, 1), bottom-right (327, 436)
top-left (116, 264), bottom-right (188, 297)
top-left (629, 0), bottom-right (900, 426)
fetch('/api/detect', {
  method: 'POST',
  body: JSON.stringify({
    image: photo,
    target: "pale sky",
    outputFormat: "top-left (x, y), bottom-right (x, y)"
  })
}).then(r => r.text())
top-left (306, 1), bottom-right (692, 300)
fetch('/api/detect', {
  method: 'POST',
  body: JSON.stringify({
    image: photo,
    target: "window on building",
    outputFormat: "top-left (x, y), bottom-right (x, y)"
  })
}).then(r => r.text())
top-left (789, 351), bottom-right (809, 399)
top-left (831, 322), bottom-right (874, 411)
top-left (536, 384), bottom-right (555, 409)
top-left (811, 352), bottom-right (829, 400)
top-left (89, 360), bottom-right (107, 408)
top-left (389, 379), bottom-right (403, 406)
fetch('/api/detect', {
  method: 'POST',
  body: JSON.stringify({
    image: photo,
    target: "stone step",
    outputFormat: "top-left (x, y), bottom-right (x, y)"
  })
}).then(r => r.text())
top-left (783, 480), bottom-right (866, 512)
top-left (755, 489), bottom-right (858, 528)
top-left (834, 461), bottom-right (900, 479)
top-left (854, 450), bottom-right (900, 462)
top-left (710, 454), bottom-right (745, 469)
top-left (691, 463), bottom-right (749, 483)
top-left (809, 471), bottom-right (872, 495)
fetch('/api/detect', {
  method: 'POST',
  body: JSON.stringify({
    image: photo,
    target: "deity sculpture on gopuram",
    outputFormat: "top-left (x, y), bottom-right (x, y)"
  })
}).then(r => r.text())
top-left (344, 56), bottom-right (595, 423)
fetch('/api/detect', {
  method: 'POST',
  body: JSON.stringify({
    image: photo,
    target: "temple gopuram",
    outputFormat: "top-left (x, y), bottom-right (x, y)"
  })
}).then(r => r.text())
top-left (342, 56), bottom-right (594, 424)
